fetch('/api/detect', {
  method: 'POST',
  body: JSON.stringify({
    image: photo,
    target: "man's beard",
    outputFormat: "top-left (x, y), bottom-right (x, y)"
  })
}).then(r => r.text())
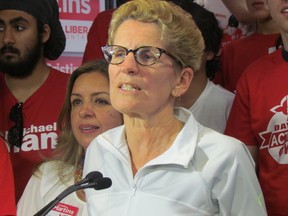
top-left (0, 37), bottom-right (43, 79)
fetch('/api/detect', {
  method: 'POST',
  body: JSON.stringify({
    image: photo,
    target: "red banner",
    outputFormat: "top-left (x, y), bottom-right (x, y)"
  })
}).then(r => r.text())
top-left (50, 0), bottom-right (105, 73)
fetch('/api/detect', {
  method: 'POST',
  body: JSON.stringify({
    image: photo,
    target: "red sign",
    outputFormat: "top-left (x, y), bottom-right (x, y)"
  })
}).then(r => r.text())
top-left (47, 55), bottom-right (82, 74)
top-left (57, 0), bottom-right (101, 21)
top-left (52, 0), bottom-right (105, 73)
top-left (49, 202), bottom-right (79, 216)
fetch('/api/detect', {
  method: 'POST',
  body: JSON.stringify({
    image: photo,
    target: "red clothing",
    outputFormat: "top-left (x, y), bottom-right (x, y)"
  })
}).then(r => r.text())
top-left (216, 33), bottom-right (279, 92)
top-left (225, 49), bottom-right (288, 216)
top-left (222, 27), bottom-right (245, 47)
top-left (0, 137), bottom-right (16, 216)
top-left (82, 9), bottom-right (115, 63)
top-left (0, 68), bottom-right (70, 202)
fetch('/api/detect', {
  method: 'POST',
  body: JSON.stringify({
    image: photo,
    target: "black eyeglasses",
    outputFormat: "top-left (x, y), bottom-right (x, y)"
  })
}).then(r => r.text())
top-left (102, 45), bottom-right (184, 67)
top-left (8, 102), bottom-right (23, 147)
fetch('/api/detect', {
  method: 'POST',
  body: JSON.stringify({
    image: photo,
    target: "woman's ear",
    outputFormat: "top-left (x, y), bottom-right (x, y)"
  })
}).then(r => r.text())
top-left (41, 24), bottom-right (51, 43)
top-left (172, 67), bottom-right (193, 97)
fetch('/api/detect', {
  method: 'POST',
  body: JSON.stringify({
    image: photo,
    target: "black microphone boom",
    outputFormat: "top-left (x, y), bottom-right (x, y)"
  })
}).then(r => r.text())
top-left (33, 171), bottom-right (112, 216)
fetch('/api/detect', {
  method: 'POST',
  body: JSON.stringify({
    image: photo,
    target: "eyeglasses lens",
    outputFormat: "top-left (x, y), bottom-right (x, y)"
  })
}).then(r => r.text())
top-left (8, 102), bottom-right (23, 147)
top-left (136, 47), bottom-right (160, 65)
top-left (110, 46), bottom-right (126, 64)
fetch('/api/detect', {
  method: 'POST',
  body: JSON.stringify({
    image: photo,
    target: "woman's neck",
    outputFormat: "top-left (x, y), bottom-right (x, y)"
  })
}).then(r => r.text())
top-left (257, 18), bottom-right (279, 35)
top-left (125, 114), bottom-right (184, 175)
top-left (177, 67), bottom-right (207, 109)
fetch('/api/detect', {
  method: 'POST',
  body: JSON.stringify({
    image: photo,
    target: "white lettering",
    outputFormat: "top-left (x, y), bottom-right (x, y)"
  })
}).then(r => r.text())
top-left (58, 0), bottom-right (91, 14)
top-left (23, 123), bottom-right (57, 135)
top-left (38, 125), bottom-right (46, 132)
top-left (47, 63), bottom-right (78, 74)
top-left (41, 132), bottom-right (57, 149)
top-left (271, 135), bottom-right (278, 147)
top-left (18, 132), bottom-right (57, 152)
top-left (55, 205), bottom-right (74, 214)
top-left (22, 134), bottom-right (40, 151)
top-left (4, 123), bottom-right (58, 153)
top-left (278, 133), bottom-right (286, 145)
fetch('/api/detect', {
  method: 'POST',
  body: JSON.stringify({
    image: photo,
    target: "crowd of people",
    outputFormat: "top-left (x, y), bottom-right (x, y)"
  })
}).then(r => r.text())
top-left (0, 0), bottom-right (287, 215)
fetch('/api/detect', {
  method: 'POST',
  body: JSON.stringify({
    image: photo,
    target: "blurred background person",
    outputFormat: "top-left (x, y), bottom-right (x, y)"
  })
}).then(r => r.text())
top-left (82, 0), bottom-right (129, 63)
top-left (0, 135), bottom-right (16, 216)
top-left (216, 0), bottom-right (280, 93)
top-left (82, 9), bottom-right (114, 62)
top-left (174, 0), bottom-right (234, 133)
top-left (225, 0), bottom-right (288, 215)
top-left (17, 60), bottom-right (123, 215)
top-left (221, 0), bottom-right (255, 25)
top-left (0, 0), bottom-right (69, 202)
top-left (194, 0), bottom-right (255, 47)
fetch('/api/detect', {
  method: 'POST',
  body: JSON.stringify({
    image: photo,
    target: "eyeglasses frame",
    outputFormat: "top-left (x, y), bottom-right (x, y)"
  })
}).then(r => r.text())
top-left (102, 45), bottom-right (185, 67)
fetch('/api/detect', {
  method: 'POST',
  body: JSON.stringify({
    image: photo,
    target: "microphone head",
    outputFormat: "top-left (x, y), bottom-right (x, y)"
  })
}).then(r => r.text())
top-left (94, 177), bottom-right (112, 190)
top-left (75, 171), bottom-right (103, 186)
top-left (86, 171), bottom-right (103, 182)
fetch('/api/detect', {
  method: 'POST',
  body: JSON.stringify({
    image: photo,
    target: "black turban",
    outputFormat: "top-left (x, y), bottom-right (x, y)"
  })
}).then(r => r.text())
top-left (0, 0), bottom-right (66, 60)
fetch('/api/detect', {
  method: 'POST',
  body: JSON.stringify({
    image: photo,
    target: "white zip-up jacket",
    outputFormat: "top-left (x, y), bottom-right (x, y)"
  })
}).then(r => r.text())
top-left (84, 108), bottom-right (267, 216)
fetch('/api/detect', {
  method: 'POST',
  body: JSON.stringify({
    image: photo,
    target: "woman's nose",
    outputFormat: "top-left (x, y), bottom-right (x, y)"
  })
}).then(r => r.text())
top-left (121, 52), bottom-right (139, 75)
top-left (79, 103), bottom-right (96, 118)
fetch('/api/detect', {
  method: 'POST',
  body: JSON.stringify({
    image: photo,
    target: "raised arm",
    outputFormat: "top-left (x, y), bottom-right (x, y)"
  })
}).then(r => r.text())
top-left (221, 0), bottom-right (255, 25)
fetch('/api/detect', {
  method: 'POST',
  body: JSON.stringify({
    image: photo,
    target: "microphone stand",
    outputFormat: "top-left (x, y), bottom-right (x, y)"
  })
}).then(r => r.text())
top-left (34, 177), bottom-right (112, 216)
top-left (34, 183), bottom-right (92, 216)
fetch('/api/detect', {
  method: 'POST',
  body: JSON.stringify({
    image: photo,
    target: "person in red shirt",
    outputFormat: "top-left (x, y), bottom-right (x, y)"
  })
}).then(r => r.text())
top-left (225, 0), bottom-right (288, 215)
top-left (0, 136), bottom-right (16, 216)
top-left (216, 0), bottom-right (280, 93)
top-left (82, 9), bottom-right (115, 63)
top-left (0, 0), bottom-right (70, 202)
top-left (221, 0), bottom-right (254, 25)
top-left (82, 1), bottom-right (129, 63)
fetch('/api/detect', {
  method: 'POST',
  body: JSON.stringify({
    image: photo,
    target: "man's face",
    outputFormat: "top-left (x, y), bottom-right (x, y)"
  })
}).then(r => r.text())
top-left (245, 0), bottom-right (270, 20)
top-left (0, 10), bottom-right (43, 78)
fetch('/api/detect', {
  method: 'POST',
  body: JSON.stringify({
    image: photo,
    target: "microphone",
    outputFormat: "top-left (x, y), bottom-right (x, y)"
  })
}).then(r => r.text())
top-left (33, 171), bottom-right (112, 216)
top-left (82, 177), bottom-right (112, 190)
top-left (74, 171), bottom-right (103, 186)
top-left (95, 177), bottom-right (112, 189)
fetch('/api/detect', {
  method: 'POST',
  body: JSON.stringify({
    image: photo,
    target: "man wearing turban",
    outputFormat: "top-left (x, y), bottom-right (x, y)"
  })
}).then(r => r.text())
top-left (0, 0), bottom-right (70, 202)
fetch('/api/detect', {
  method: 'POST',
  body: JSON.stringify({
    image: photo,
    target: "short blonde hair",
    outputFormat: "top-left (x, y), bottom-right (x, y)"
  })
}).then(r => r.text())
top-left (108, 0), bottom-right (204, 71)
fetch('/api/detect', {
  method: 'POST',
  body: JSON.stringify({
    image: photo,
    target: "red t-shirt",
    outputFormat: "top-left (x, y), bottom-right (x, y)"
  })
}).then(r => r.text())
top-left (82, 9), bottom-right (115, 63)
top-left (0, 137), bottom-right (16, 216)
top-left (0, 68), bottom-right (70, 202)
top-left (216, 32), bottom-right (279, 93)
top-left (225, 49), bottom-right (288, 216)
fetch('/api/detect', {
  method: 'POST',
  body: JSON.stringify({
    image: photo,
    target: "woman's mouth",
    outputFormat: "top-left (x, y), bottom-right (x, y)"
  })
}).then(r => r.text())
top-left (80, 125), bottom-right (99, 133)
top-left (120, 83), bottom-right (140, 91)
